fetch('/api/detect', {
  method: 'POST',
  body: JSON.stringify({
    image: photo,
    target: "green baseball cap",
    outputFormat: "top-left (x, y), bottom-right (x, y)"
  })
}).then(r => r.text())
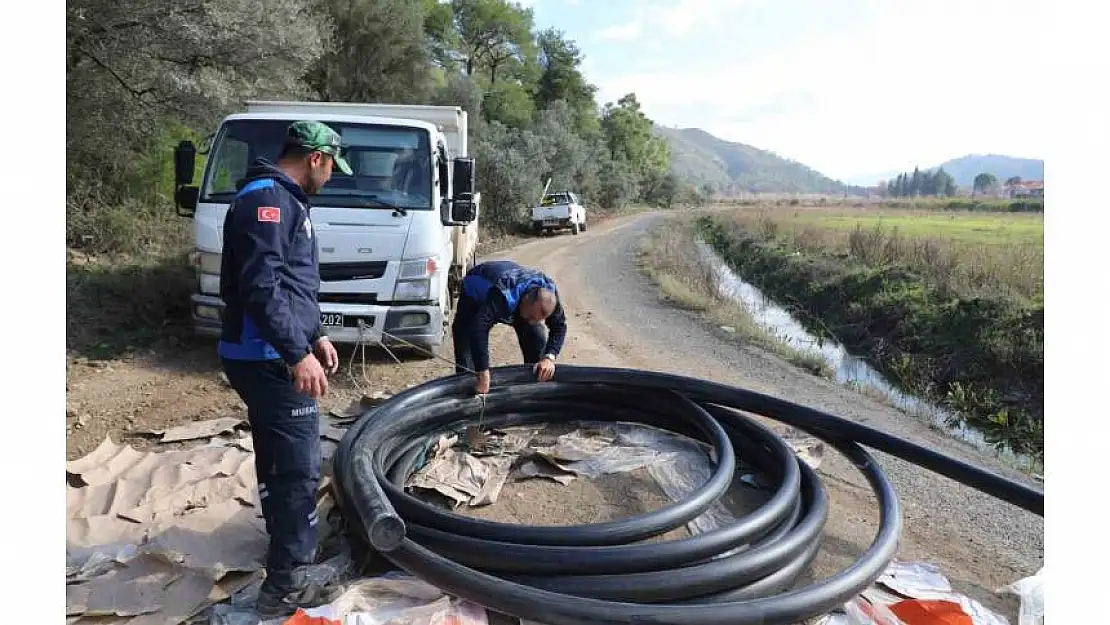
top-left (286, 120), bottom-right (353, 175)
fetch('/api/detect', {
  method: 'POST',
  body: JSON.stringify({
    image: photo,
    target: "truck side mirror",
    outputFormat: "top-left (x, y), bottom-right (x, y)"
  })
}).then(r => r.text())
top-left (442, 157), bottom-right (477, 225)
top-left (450, 193), bottom-right (477, 223)
top-left (175, 141), bottom-right (196, 186)
top-left (174, 140), bottom-right (198, 217)
top-left (452, 157), bottom-right (476, 196)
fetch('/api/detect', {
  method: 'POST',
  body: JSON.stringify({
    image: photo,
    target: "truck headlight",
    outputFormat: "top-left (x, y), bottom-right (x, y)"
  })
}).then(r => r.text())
top-left (197, 252), bottom-right (222, 275)
top-left (393, 279), bottom-right (430, 301)
top-left (195, 251), bottom-right (221, 295)
top-left (199, 274), bottom-right (221, 296)
top-left (399, 257), bottom-right (437, 280)
top-left (393, 257), bottom-right (436, 301)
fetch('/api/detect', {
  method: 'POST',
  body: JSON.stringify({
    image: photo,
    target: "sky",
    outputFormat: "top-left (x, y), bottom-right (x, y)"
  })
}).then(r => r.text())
top-left (522, 0), bottom-right (1051, 183)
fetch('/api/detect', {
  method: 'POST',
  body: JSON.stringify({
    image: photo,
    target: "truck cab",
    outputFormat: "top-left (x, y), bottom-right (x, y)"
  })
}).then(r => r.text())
top-left (171, 101), bottom-right (480, 354)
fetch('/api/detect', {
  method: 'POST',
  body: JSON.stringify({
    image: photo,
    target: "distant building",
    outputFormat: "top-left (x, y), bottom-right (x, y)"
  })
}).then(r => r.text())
top-left (1004, 180), bottom-right (1044, 199)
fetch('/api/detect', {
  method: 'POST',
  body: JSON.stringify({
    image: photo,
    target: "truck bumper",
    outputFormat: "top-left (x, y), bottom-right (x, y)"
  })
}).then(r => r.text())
top-left (191, 295), bottom-right (447, 349)
top-left (533, 217), bottom-right (572, 230)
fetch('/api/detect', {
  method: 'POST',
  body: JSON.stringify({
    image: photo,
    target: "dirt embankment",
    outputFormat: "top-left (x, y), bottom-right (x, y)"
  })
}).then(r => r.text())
top-left (66, 211), bottom-right (1042, 620)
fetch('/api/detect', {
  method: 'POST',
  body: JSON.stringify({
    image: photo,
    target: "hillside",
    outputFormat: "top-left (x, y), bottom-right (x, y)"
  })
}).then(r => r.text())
top-left (655, 126), bottom-right (850, 195)
top-left (932, 154), bottom-right (1044, 187)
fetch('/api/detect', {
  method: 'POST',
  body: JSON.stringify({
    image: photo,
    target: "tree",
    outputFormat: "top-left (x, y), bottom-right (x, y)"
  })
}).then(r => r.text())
top-left (481, 80), bottom-right (535, 128)
top-left (472, 120), bottom-right (550, 229)
top-left (597, 158), bottom-right (640, 209)
top-left (534, 28), bottom-right (597, 130)
top-left (600, 94), bottom-right (668, 176)
top-left (450, 0), bottom-right (535, 83)
top-left (973, 172), bottom-right (999, 196)
top-left (428, 72), bottom-right (484, 120)
top-left (641, 169), bottom-right (681, 207)
top-left (307, 0), bottom-right (434, 104)
top-left (934, 168), bottom-right (957, 197)
top-left (1006, 176), bottom-right (1023, 186)
top-left (532, 101), bottom-right (603, 203)
top-left (66, 0), bottom-right (328, 198)
top-left (599, 94), bottom-right (670, 203)
top-left (884, 167), bottom-right (956, 198)
top-left (422, 0), bottom-right (459, 69)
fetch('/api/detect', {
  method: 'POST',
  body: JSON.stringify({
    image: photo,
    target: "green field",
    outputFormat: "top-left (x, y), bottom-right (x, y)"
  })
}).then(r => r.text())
top-left (779, 209), bottom-right (1043, 245)
top-left (710, 207), bottom-right (1043, 303)
top-left (697, 206), bottom-right (1044, 457)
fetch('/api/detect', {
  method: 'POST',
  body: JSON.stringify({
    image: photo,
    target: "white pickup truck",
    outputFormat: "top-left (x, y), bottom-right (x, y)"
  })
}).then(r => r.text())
top-left (530, 191), bottom-right (587, 236)
top-left (171, 100), bottom-right (480, 355)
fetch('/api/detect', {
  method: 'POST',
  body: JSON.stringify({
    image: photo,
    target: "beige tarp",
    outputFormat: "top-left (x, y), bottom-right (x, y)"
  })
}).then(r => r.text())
top-left (66, 415), bottom-right (340, 625)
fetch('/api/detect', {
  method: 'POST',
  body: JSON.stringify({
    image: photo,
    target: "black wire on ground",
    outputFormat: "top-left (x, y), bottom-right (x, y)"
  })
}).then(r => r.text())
top-left (333, 365), bottom-right (1044, 625)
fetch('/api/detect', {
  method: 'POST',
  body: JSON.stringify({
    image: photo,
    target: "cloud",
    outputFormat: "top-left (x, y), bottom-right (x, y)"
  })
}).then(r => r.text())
top-left (593, 0), bottom-right (1052, 177)
top-left (594, 0), bottom-right (764, 42)
top-left (597, 22), bottom-right (643, 42)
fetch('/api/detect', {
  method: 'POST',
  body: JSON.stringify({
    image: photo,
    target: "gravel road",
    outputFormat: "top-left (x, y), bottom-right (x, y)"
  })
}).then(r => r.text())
top-left (493, 211), bottom-right (1043, 615)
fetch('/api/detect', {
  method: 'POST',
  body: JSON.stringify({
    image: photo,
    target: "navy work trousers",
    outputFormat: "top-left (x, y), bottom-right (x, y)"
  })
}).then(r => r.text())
top-left (221, 358), bottom-right (321, 592)
top-left (451, 295), bottom-right (546, 374)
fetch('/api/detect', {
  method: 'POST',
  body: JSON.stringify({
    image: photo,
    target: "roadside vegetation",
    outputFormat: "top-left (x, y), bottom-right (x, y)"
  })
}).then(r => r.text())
top-left (66, 0), bottom-right (707, 358)
top-left (638, 219), bottom-right (833, 378)
top-left (695, 207), bottom-right (1044, 458)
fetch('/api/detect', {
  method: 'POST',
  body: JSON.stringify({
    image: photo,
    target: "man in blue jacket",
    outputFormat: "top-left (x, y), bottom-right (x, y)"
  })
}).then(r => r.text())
top-left (452, 260), bottom-right (568, 394)
top-left (217, 120), bottom-right (350, 617)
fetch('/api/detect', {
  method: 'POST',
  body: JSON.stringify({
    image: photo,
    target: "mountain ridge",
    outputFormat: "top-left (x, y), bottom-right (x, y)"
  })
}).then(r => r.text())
top-left (655, 126), bottom-right (858, 195)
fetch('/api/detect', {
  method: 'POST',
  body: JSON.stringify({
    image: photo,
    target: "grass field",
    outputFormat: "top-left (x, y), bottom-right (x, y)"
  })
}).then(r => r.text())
top-left (711, 207), bottom-right (1043, 303)
top-left (696, 206), bottom-right (1044, 457)
top-left (777, 209), bottom-right (1044, 244)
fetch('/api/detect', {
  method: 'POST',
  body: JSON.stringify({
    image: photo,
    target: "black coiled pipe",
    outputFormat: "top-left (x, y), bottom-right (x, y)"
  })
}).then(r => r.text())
top-left (333, 365), bottom-right (1044, 625)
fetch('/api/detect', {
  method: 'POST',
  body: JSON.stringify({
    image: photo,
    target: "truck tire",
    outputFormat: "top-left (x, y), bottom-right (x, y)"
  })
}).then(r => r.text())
top-left (571, 222), bottom-right (580, 235)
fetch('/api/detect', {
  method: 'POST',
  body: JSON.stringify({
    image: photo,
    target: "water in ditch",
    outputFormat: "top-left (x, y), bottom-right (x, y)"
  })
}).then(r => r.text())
top-left (696, 241), bottom-right (1032, 466)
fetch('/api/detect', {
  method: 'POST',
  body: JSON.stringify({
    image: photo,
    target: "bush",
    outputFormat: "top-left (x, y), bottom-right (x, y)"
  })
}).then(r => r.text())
top-left (473, 120), bottom-right (550, 232)
top-left (67, 253), bottom-right (195, 358)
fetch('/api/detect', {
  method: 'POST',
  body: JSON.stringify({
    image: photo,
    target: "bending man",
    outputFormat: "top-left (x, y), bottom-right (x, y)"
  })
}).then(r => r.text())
top-left (452, 260), bottom-right (567, 393)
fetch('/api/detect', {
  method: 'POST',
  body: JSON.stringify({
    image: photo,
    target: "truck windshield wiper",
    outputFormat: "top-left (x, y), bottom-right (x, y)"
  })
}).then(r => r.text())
top-left (341, 196), bottom-right (408, 215)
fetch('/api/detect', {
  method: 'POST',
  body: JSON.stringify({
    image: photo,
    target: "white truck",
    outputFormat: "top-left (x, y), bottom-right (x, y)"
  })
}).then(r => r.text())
top-left (171, 100), bottom-right (481, 355)
top-left (530, 190), bottom-right (587, 236)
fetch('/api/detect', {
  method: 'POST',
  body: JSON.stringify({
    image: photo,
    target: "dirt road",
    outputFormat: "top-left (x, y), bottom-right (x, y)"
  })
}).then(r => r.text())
top-left (65, 211), bottom-right (1042, 616)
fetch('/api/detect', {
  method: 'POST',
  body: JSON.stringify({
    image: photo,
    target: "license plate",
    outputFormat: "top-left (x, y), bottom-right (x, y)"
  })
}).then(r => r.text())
top-left (320, 312), bottom-right (344, 327)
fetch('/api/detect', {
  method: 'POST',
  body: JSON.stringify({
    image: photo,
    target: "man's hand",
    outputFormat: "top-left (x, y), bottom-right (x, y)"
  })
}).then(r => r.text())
top-left (534, 357), bottom-right (556, 382)
top-left (293, 353), bottom-right (329, 399)
top-left (475, 369), bottom-right (491, 395)
top-left (315, 337), bottom-right (339, 375)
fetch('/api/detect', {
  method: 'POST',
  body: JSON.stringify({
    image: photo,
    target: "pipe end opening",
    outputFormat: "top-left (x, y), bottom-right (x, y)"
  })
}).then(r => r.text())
top-left (368, 514), bottom-right (407, 552)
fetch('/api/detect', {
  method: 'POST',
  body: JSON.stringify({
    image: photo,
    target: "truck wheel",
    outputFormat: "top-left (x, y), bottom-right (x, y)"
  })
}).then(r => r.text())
top-left (571, 222), bottom-right (580, 235)
top-left (581, 221), bottom-right (587, 232)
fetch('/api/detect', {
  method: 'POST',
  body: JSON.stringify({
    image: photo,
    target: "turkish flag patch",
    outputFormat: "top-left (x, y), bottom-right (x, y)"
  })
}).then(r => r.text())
top-left (257, 206), bottom-right (281, 223)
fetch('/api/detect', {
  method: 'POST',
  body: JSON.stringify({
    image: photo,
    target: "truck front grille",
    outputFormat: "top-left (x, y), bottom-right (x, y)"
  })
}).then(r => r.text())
top-left (318, 293), bottom-right (379, 305)
top-left (319, 261), bottom-right (388, 282)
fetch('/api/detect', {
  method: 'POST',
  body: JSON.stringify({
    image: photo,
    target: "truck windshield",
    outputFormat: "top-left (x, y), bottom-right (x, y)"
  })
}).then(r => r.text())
top-left (541, 193), bottom-right (571, 205)
top-left (200, 119), bottom-right (433, 210)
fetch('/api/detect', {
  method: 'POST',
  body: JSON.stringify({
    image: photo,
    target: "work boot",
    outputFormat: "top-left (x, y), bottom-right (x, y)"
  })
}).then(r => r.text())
top-left (255, 567), bottom-right (345, 619)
